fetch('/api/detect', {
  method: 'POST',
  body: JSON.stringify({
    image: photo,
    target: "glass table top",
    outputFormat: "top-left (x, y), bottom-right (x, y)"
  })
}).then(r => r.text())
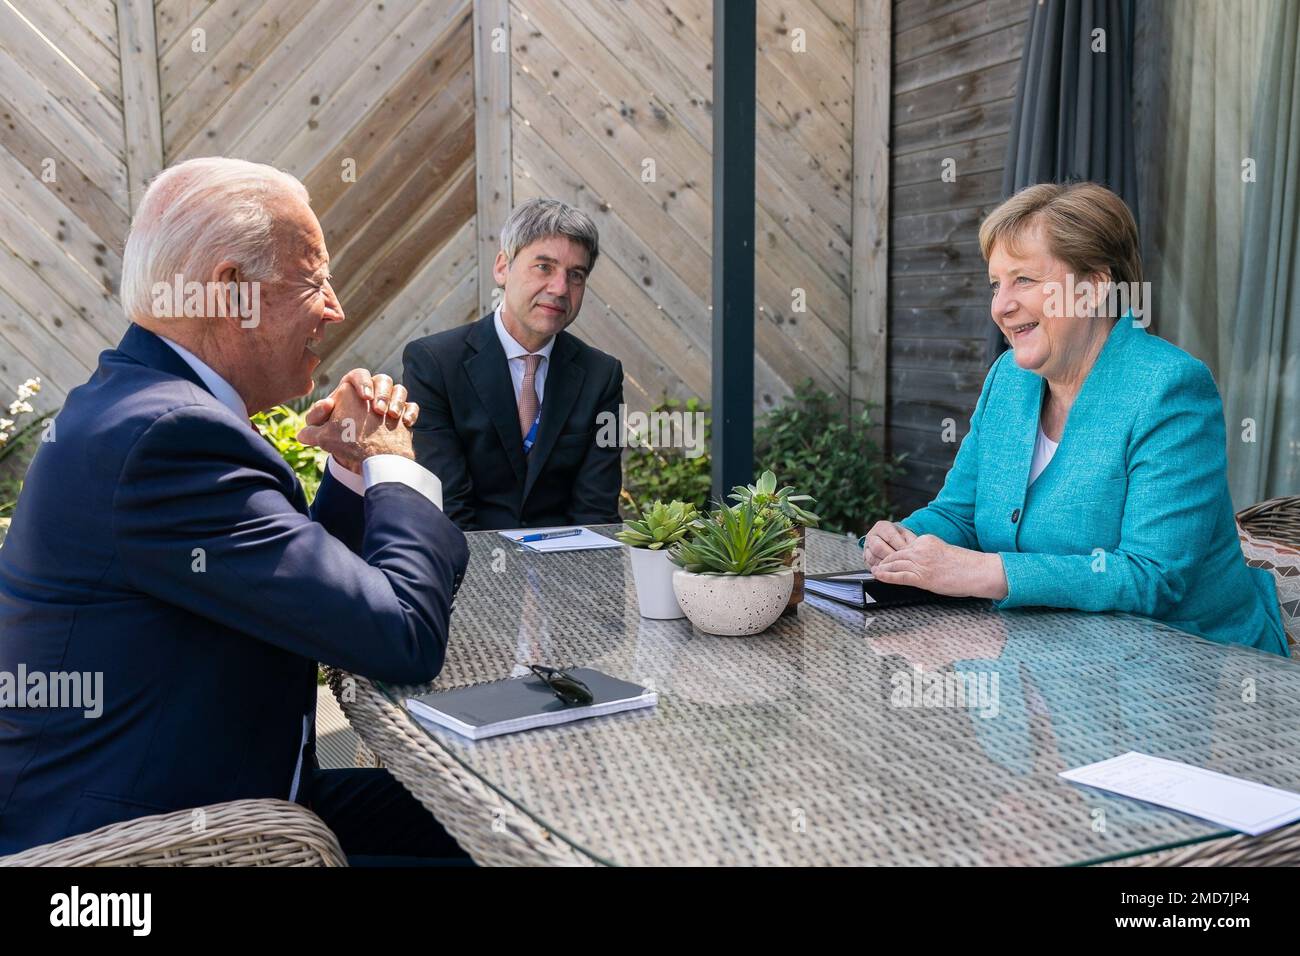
top-left (377, 527), bottom-right (1300, 866)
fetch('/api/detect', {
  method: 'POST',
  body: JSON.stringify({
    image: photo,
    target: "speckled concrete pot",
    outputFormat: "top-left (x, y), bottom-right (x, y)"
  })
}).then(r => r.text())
top-left (672, 568), bottom-right (794, 636)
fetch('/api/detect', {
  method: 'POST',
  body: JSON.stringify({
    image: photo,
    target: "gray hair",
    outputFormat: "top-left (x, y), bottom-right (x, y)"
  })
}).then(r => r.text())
top-left (120, 157), bottom-right (309, 322)
top-left (500, 197), bottom-right (599, 271)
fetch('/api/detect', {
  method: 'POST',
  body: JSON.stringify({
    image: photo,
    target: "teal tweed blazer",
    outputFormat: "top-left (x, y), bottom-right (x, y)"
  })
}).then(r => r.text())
top-left (900, 316), bottom-right (1288, 656)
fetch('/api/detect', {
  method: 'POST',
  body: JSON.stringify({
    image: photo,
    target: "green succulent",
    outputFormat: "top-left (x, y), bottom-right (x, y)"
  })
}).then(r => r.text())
top-left (728, 469), bottom-right (820, 528)
top-left (616, 499), bottom-right (698, 550)
top-left (669, 500), bottom-right (798, 575)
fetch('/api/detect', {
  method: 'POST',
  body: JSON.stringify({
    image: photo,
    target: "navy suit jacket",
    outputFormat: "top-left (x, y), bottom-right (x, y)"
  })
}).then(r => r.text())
top-left (402, 314), bottom-right (623, 531)
top-left (0, 325), bottom-right (468, 854)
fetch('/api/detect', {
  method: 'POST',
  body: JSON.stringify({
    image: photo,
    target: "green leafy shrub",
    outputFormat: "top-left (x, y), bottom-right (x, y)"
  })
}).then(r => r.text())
top-left (753, 381), bottom-right (903, 537)
top-left (251, 405), bottom-right (328, 502)
top-left (620, 396), bottom-right (712, 517)
top-left (616, 499), bottom-right (698, 550)
top-left (670, 500), bottom-right (798, 575)
top-left (621, 383), bottom-right (903, 537)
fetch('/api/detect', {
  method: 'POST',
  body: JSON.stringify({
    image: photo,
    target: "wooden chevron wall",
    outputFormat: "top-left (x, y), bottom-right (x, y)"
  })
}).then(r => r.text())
top-left (507, 0), bottom-right (857, 413)
top-left (0, 0), bottom-right (896, 431)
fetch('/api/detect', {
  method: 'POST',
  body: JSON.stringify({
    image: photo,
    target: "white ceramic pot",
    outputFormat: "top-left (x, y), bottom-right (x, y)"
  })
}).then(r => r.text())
top-left (628, 545), bottom-right (686, 619)
top-left (672, 568), bottom-right (794, 636)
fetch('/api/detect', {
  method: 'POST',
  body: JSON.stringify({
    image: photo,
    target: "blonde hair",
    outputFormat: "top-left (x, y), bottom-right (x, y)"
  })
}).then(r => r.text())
top-left (121, 157), bottom-right (309, 322)
top-left (978, 182), bottom-right (1142, 287)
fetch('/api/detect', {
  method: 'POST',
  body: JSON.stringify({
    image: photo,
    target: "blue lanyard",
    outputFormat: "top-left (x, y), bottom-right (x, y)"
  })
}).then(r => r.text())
top-left (523, 411), bottom-right (540, 454)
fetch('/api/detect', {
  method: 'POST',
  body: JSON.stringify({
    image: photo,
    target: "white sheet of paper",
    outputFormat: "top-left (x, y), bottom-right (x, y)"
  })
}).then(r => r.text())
top-left (1060, 751), bottom-right (1300, 836)
top-left (498, 527), bottom-right (623, 553)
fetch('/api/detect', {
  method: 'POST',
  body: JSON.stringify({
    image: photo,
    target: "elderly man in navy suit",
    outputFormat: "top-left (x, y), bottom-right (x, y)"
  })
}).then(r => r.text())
top-left (0, 157), bottom-right (470, 864)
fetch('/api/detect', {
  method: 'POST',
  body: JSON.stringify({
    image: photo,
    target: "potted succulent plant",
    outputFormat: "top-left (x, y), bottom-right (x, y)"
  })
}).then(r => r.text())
top-left (616, 499), bottom-right (697, 619)
top-left (668, 500), bottom-right (799, 636)
top-left (729, 470), bottom-right (820, 612)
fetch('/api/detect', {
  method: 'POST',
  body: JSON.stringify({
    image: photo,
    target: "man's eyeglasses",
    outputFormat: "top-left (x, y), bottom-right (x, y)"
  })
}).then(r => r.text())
top-left (527, 664), bottom-right (593, 706)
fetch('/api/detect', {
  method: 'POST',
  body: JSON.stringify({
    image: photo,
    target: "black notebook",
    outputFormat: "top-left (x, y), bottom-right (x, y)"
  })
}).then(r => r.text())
top-left (405, 668), bottom-right (657, 741)
top-left (805, 570), bottom-right (951, 609)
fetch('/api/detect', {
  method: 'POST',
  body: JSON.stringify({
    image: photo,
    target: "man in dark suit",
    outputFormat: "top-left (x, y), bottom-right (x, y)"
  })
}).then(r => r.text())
top-left (0, 158), bottom-right (469, 863)
top-left (403, 198), bottom-right (623, 531)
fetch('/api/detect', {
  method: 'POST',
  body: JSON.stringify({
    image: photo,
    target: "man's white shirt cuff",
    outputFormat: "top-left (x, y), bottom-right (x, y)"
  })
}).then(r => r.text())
top-left (326, 454), bottom-right (443, 510)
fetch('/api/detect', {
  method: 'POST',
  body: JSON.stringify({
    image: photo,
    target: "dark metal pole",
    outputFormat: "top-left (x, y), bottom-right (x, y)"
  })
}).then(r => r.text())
top-left (711, 0), bottom-right (756, 503)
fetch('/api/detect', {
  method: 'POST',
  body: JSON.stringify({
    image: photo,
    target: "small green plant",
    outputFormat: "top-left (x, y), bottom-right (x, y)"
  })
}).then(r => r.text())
top-left (728, 469), bottom-right (820, 528)
top-left (251, 404), bottom-right (328, 501)
top-left (670, 500), bottom-right (798, 575)
top-left (616, 499), bottom-right (698, 550)
top-left (620, 396), bottom-right (712, 517)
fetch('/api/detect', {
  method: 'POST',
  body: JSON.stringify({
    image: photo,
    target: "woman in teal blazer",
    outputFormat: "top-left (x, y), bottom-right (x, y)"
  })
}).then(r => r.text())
top-left (866, 183), bottom-right (1287, 656)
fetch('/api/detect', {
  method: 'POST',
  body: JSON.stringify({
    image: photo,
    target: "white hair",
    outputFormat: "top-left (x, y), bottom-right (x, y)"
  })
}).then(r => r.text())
top-left (120, 157), bottom-right (310, 322)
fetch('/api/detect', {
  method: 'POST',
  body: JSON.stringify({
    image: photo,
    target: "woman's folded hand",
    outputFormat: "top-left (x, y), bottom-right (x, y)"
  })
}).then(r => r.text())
top-left (873, 533), bottom-right (1009, 601)
top-left (863, 520), bottom-right (917, 570)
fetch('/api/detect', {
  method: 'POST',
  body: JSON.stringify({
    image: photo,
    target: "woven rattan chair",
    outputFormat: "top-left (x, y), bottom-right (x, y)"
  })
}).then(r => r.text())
top-left (1237, 495), bottom-right (1300, 549)
top-left (0, 799), bottom-right (347, 867)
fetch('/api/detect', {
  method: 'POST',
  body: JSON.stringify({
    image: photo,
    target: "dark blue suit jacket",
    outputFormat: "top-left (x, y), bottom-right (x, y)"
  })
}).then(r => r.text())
top-left (0, 325), bottom-right (468, 854)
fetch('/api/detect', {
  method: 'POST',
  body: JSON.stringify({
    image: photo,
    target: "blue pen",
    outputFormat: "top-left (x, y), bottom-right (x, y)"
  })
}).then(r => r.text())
top-left (518, 529), bottom-right (583, 543)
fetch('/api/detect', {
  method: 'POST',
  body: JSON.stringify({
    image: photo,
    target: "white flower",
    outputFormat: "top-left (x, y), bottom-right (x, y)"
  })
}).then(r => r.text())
top-left (0, 433), bottom-right (8, 445)
top-left (8, 400), bottom-right (33, 416)
top-left (0, 419), bottom-right (12, 431)
top-left (16, 378), bottom-right (40, 400)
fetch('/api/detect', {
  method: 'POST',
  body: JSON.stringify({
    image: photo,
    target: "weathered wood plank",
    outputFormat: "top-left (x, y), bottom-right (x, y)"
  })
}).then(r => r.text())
top-left (167, 0), bottom-right (356, 159)
top-left (328, 158), bottom-right (477, 350)
top-left (323, 218), bottom-right (478, 384)
top-left (0, 92), bottom-right (132, 251)
top-left (268, 0), bottom-right (472, 174)
top-left (0, 2), bottom-right (124, 154)
top-left (892, 203), bottom-right (997, 248)
top-left (894, 58), bottom-right (1018, 128)
top-left (0, 145), bottom-right (123, 292)
top-left (510, 11), bottom-right (851, 342)
top-left (891, 167), bottom-right (1002, 216)
top-left (0, 45), bottom-right (129, 209)
top-left (851, 0), bottom-right (890, 421)
top-left (893, 22), bottom-right (1025, 94)
top-left (893, 0), bottom-right (1026, 64)
top-left (517, 0), bottom-right (852, 292)
top-left (474, 0), bottom-right (512, 316)
top-left (225, 0), bottom-right (423, 162)
top-left (891, 132), bottom-right (1006, 186)
top-left (13, 0), bottom-right (123, 104)
top-left (0, 284), bottom-right (75, 408)
top-left (889, 305), bottom-right (994, 340)
top-left (0, 189), bottom-right (124, 348)
top-left (117, 0), bottom-right (165, 213)
top-left (893, 95), bottom-right (1015, 154)
top-left (301, 19), bottom-right (472, 217)
top-left (160, 0), bottom-right (312, 116)
top-left (890, 271), bottom-right (991, 309)
top-left (327, 108), bottom-right (474, 281)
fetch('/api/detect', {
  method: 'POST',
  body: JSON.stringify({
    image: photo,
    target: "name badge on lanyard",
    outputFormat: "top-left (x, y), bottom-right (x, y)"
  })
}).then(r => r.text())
top-left (523, 410), bottom-right (541, 455)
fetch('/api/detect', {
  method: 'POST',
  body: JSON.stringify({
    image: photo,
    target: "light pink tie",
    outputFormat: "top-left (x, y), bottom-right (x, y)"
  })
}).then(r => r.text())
top-left (518, 353), bottom-right (542, 437)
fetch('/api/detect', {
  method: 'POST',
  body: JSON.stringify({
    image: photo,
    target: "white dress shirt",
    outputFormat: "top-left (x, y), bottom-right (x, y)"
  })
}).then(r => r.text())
top-left (494, 304), bottom-right (556, 403)
top-left (158, 335), bottom-right (443, 800)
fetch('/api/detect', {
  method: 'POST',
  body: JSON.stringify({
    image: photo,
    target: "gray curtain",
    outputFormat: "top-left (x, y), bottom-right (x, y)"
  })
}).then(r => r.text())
top-left (1224, 0), bottom-right (1300, 505)
top-left (987, 0), bottom-right (1139, 365)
